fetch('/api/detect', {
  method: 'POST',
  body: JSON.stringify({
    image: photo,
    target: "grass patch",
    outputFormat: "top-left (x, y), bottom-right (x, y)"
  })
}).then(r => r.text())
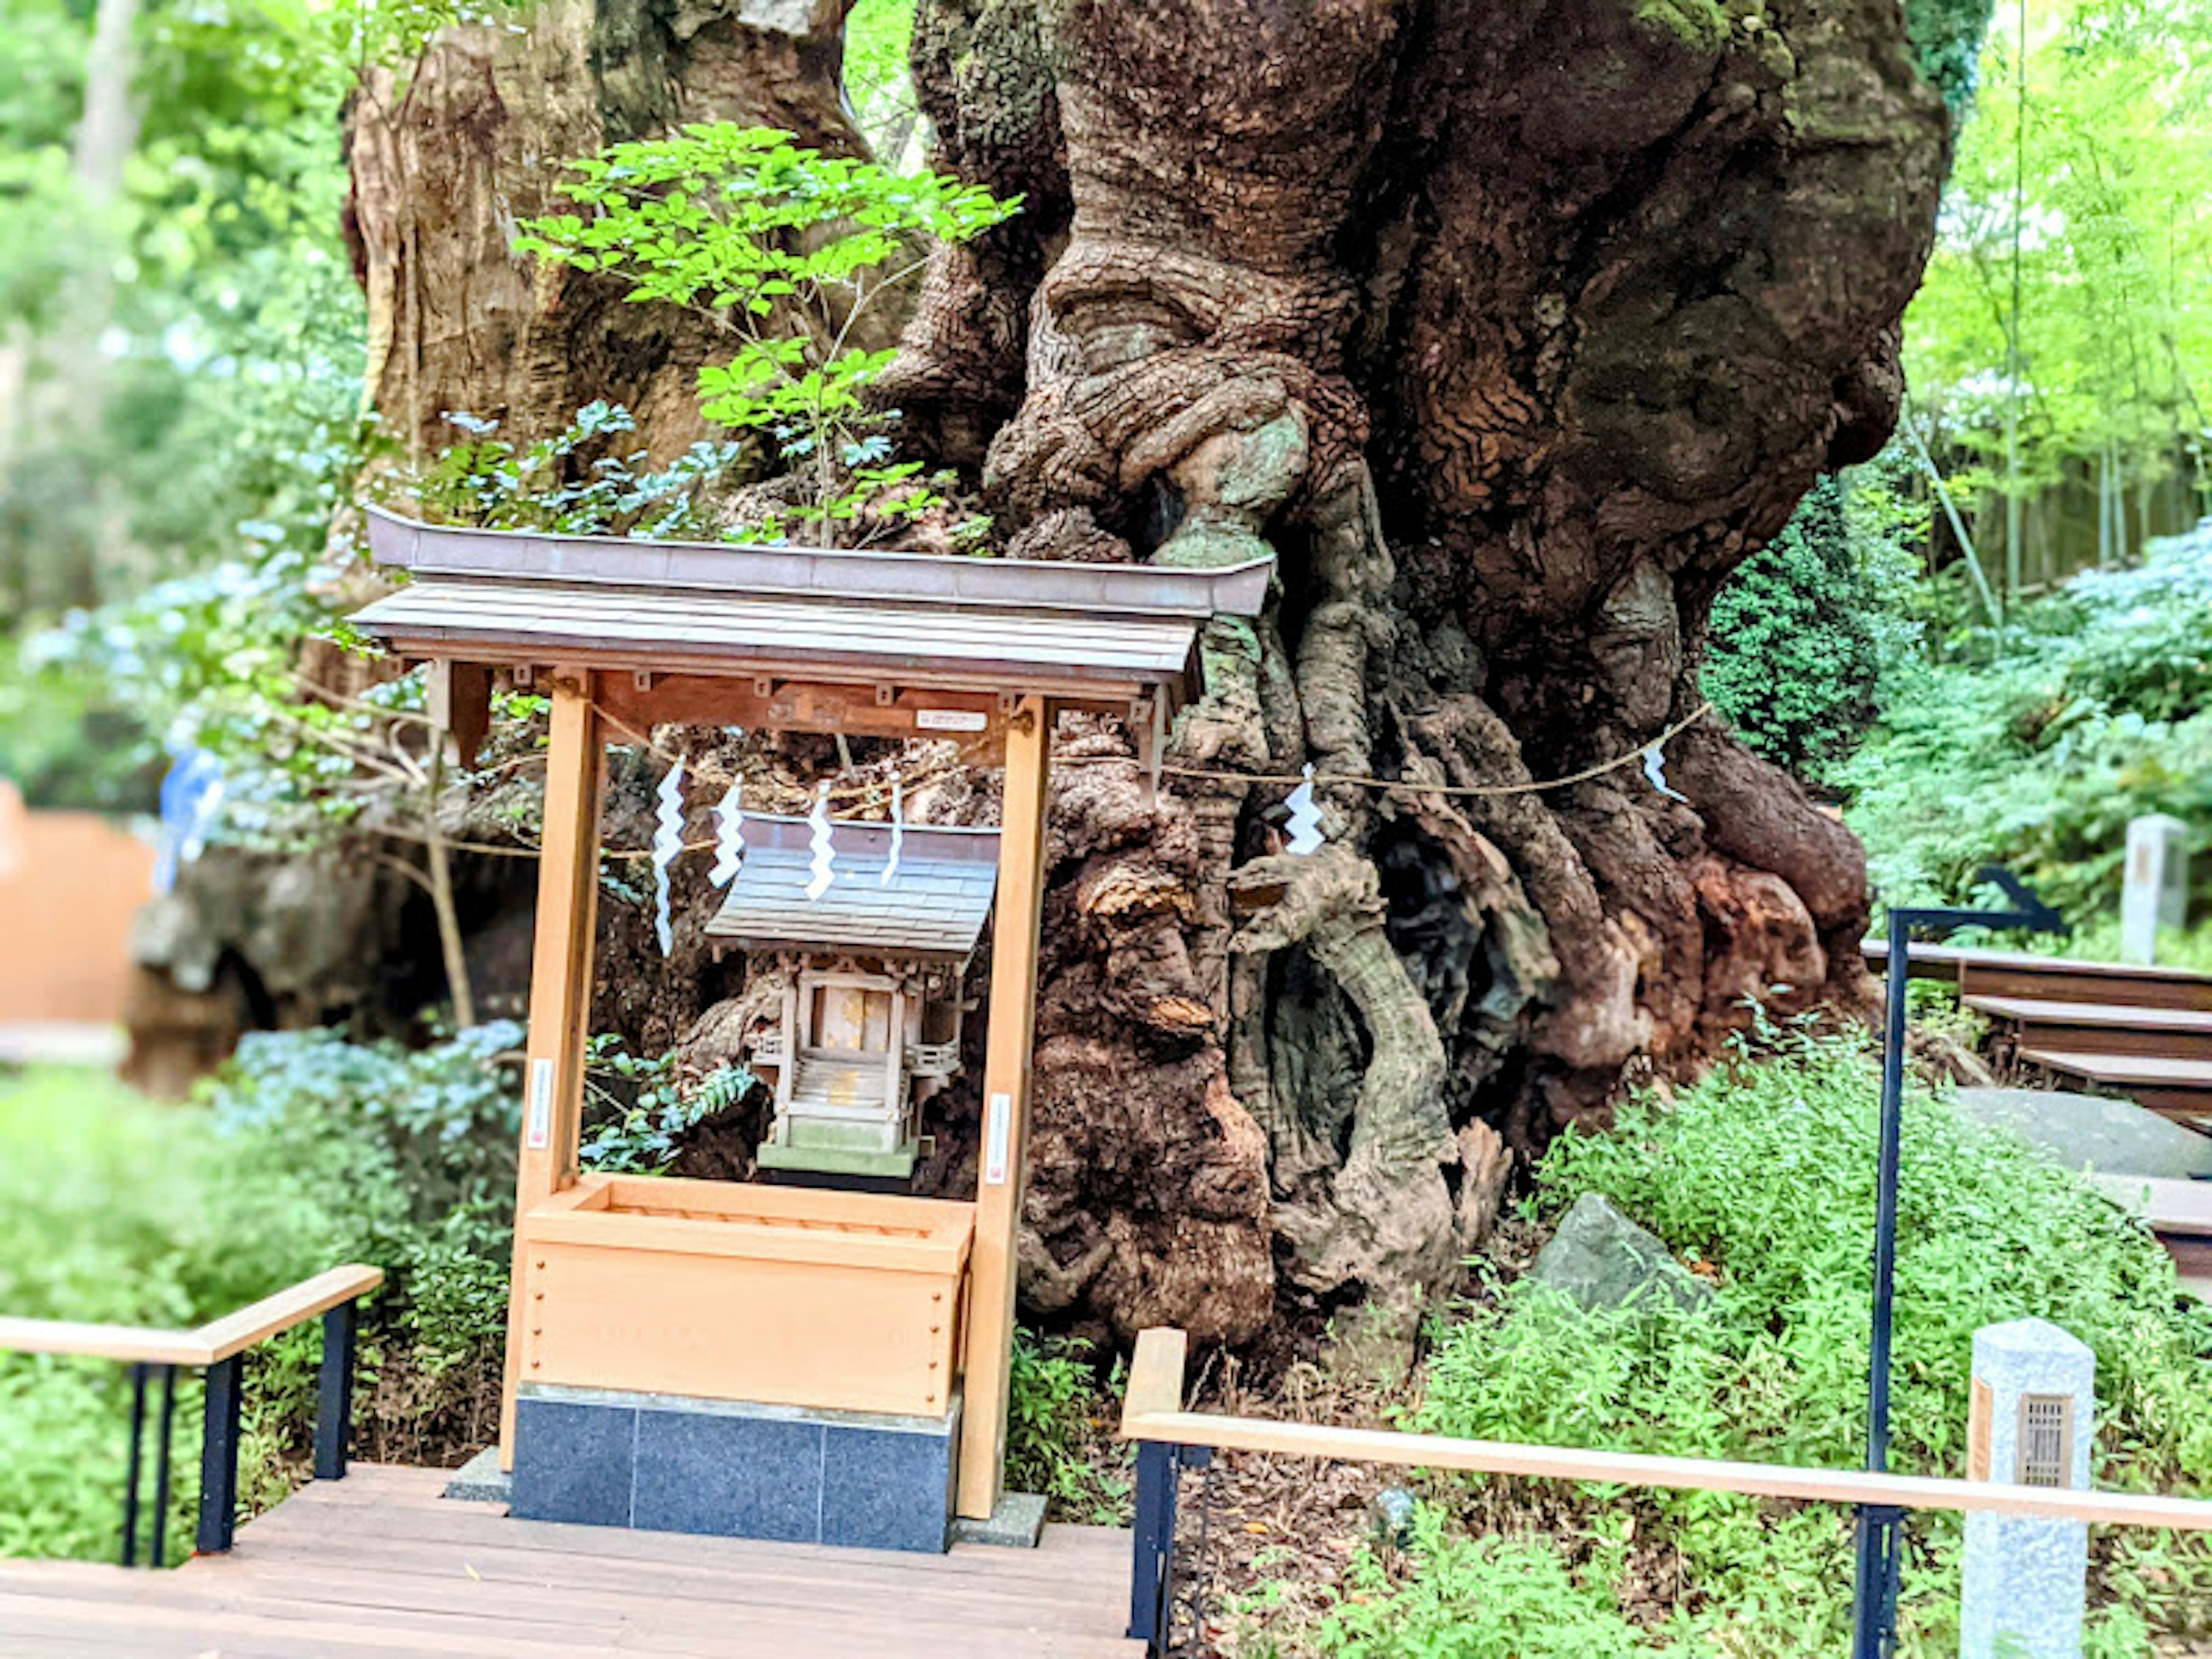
top-left (0, 1067), bottom-right (224, 1559)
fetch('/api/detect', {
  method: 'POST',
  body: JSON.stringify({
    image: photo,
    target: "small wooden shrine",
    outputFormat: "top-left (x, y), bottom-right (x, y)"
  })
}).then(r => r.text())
top-left (349, 506), bottom-right (1269, 1548)
top-left (706, 814), bottom-right (999, 1184)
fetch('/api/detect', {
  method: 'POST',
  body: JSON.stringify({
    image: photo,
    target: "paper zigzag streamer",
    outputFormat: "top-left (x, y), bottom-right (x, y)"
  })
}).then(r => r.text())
top-left (652, 758), bottom-right (686, 956)
top-left (880, 778), bottom-right (904, 888)
top-left (709, 778), bottom-right (747, 888)
top-left (1642, 743), bottom-right (1688, 803)
top-left (806, 781), bottom-right (836, 901)
top-left (1284, 763), bottom-right (1324, 855)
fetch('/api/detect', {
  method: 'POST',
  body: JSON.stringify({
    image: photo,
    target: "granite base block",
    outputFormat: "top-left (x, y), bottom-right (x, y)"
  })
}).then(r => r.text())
top-left (512, 1395), bottom-right (637, 1527)
top-left (512, 1384), bottom-right (961, 1552)
top-left (632, 1406), bottom-right (821, 1544)
top-left (950, 1491), bottom-right (1047, 1549)
top-left (442, 1445), bottom-right (513, 1505)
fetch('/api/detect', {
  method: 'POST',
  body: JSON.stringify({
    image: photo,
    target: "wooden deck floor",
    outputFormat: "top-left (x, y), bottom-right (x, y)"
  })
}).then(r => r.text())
top-left (0, 1465), bottom-right (1143, 1658)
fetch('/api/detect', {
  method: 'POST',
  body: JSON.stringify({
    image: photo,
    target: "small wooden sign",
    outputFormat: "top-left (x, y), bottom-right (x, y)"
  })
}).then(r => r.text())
top-left (984, 1092), bottom-right (1012, 1185)
top-left (527, 1059), bottom-right (555, 1151)
top-left (916, 707), bottom-right (988, 733)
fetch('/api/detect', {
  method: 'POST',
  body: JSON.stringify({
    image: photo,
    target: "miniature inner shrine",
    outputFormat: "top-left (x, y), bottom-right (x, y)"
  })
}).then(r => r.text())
top-left (706, 814), bottom-right (999, 1185)
top-left (349, 506), bottom-right (1270, 1552)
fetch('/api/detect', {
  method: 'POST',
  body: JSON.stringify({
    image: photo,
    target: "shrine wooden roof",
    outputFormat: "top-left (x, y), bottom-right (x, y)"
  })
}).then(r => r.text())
top-left (704, 816), bottom-right (999, 965)
top-left (348, 509), bottom-right (1272, 707)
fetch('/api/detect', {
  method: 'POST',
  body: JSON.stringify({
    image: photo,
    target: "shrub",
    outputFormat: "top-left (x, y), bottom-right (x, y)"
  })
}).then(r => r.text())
top-left (1838, 519), bottom-right (2212, 922)
top-left (1703, 472), bottom-right (1921, 778)
top-left (578, 1033), bottom-right (753, 1175)
top-left (1006, 1331), bottom-right (1131, 1525)
top-left (514, 123), bottom-right (1017, 544)
top-left (0, 1027), bottom-right (527, 1563)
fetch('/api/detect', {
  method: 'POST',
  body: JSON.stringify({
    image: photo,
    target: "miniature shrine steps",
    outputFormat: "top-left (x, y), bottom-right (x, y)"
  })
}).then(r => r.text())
top-left (791, 1048), bottom-right (899, 1114)
top-left (1863, 940), bottom-right (2212, 1127)
top-left (0, 1465), bottom-right (1143, 1658)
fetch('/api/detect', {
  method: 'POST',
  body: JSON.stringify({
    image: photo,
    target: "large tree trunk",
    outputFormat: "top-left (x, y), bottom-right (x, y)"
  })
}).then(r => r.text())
top-left (344, 0), bottom-right (1949, 1354)
top-left (877, 0), bottom-right (1947, 1347)
top-left (344, 0), bottom-right (868, 465)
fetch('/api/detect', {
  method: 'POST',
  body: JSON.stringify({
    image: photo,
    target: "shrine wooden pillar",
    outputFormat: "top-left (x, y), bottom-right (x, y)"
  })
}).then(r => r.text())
top-left (498, 672), bottom-right (604, 1468)
top-left (957, 694), bottom-right (1051, 1519)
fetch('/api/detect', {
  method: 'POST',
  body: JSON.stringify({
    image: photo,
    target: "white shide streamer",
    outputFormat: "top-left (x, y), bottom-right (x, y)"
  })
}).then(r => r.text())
top-left (806, 780), bottom-right (837, 901)
top-left (1642, 743), bottom-right (1688, 803)
top-left (652, 757), bottom-right (687, 956)
top-left (1284, 763), bottom-right (1324, 855)
top-left (880, 777), bottom-right (904, 888)
top-left (709, 778), bottom-right (747, 888)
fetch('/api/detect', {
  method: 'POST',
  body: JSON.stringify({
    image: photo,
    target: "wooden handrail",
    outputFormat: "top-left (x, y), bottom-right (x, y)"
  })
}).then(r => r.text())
top-left (0, 1266), bottom-right (384, 1368)
top-left (0, 1317), bottom-right (207, 1367)
top-left (1118, 1327), bottom-right (2212, 1534)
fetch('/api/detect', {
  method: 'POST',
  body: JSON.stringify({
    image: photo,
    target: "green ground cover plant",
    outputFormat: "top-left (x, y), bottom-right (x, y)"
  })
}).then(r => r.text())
top-left (1262, 1025), bottom-right (2212, 1656)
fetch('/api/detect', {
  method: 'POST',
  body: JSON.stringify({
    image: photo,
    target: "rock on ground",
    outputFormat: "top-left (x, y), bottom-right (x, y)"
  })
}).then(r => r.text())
top-left (1529, 1192), bottom-right (1711, 1315)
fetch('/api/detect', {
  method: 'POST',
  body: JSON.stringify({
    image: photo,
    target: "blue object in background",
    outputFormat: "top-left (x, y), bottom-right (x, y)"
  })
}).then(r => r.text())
top-left (153, 748), bottom-right (224, 896)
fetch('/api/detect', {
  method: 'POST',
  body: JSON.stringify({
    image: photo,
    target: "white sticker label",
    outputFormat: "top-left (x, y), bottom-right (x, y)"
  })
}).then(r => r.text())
top-left (915, 707), bottom-right (988, 733)
top-left (984, 1091), bottom-right (1013, 1185)
top-left (527, 1058), bottom-right (554, 1150)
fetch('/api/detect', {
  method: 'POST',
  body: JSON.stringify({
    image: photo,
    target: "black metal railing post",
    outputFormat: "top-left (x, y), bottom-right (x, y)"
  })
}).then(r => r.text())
top-left (118, 1363), bottom-right (183, 1567)
top-left (120, 1362), bottom-right (149, 1567)
top-left (196, 1354), bottom-right (245, 1556)
top-left (150, 1364), bottom-right (177, 1567)
top-left (1850, 868), bottom-right (2065, 1659)
top-left (1129, 1440), bottom-right (1177, 1649)
top-left (1128, 1440), bottom-right (1211, 1654)
top-left (315, 1301), bottom-right (358, 1481)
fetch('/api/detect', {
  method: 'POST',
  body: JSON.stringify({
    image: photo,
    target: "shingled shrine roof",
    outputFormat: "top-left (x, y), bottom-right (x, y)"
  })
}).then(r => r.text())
top-left (704, 816), bottom-right (1000, 965)
top-left (347, 508), bottom-right (1272, 707)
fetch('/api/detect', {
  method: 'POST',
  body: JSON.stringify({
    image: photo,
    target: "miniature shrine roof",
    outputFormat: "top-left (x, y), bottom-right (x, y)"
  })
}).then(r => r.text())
top-left (348, 509), bottom-right (1272, 707)
top-left (705, 815), bottom-right (1000, 965)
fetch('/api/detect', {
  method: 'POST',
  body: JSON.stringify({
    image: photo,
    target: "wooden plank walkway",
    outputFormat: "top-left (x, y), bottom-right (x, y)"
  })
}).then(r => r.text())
top-left (2088, 1173), bottom-right (2212, 1302)
top-left (1864, 939), bottom-right (2212, 1120)
top-left (1863, 939), bottom-right (2212, 1012)
top-left (0, 1465), bottom-right (1143, 1658)
top-left (2014, 1049), bottom-right (2212, 1124)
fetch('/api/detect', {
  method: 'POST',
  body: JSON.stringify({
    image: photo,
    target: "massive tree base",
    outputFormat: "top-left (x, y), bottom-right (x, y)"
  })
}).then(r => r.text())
top-left (343, 0), bottom-right (1950, 1351)
top-left (877, 0), bottom-right (1944, 1346)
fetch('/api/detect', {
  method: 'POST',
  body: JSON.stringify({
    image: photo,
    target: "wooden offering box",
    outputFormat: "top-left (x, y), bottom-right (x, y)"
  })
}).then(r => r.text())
top-left (517, 1176), bottom-right (973, 1418)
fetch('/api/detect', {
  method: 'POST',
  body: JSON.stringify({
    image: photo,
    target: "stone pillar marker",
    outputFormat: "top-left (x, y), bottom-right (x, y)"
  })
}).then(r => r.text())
top-left (2120, 814), bottom-right (2190, 964)
top-left (1960, 1318), bottom-right (2096, 1659)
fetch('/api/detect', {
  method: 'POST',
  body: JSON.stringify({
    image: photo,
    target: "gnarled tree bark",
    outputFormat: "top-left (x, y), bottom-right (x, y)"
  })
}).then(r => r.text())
top-left (878, 0), bottom-right (1946, 1347)
top-left (344, 0), bottom-right (869, 465)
